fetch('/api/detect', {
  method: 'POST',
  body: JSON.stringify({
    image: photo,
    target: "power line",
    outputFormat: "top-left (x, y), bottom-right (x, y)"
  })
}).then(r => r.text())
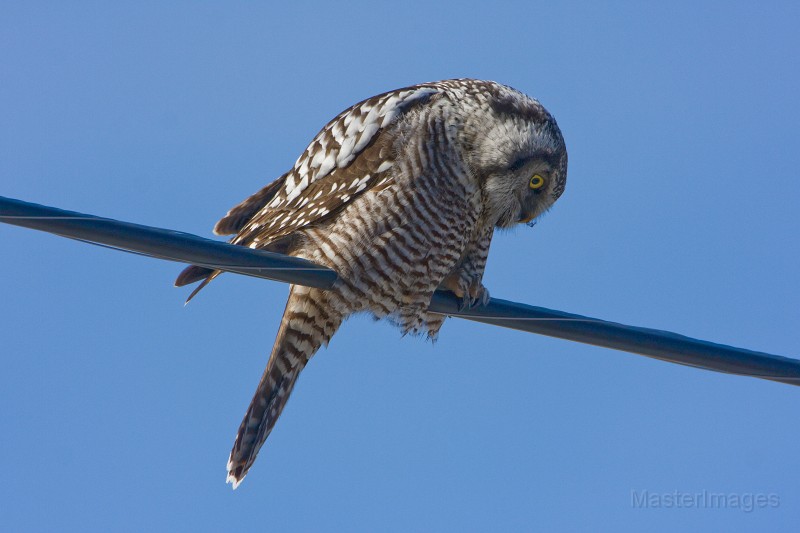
top-left (0, 196), bottom-right (335, 289)
top-left (2, 195), bottom-right (798, 386)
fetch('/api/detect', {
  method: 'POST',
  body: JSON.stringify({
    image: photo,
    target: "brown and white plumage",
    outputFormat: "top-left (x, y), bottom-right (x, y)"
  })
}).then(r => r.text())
top-left (176, 79), bottom-right (568, 488)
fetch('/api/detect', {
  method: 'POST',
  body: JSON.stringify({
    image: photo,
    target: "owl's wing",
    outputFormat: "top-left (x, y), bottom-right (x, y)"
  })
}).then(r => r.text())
top-left (223, 84), bottom-right (441, 247)
top-left (176, 83), bottom-right (442, 297)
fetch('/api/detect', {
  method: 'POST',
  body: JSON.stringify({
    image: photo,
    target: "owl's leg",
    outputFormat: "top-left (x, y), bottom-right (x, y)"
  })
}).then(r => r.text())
top-left (438, 228), bottom-right (493, 309)
top-left (226, 284), bottom-right (343, 489)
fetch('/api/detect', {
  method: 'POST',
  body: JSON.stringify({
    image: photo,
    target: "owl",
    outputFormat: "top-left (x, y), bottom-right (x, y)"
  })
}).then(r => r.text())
top-left (176, 79), bottom-right (567, 488)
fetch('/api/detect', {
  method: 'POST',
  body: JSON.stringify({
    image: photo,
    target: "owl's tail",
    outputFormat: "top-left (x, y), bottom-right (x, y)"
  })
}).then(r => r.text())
top-left (226, 284), bottom-right (343, 489)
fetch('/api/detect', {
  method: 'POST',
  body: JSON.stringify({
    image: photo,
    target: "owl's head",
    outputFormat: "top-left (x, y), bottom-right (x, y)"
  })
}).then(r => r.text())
top-left (462, 85), bottom-right (567, 229)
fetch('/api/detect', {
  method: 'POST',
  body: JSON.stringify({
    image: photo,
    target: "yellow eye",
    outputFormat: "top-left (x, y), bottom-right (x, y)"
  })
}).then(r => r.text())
top-left (529, 174), bottom-right (545, 190)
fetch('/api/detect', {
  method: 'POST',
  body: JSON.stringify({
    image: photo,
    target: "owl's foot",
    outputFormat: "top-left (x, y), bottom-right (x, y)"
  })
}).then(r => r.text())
top-left (439, 275), bottom-right (490, 310)
top-left (465, 283), bottom-right (490, 310)
top-left (474, 284), bottom-right (491, 307)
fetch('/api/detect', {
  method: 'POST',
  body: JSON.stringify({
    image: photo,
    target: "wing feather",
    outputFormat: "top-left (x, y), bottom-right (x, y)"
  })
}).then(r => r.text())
top-left (229, 84), bottom-right (441, 246)
top-left (213, 173), bottom-right (289, 236)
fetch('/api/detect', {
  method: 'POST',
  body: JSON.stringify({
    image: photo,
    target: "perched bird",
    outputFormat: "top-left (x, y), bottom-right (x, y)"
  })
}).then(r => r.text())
top-left (176, 79), bottom-right (568, 488)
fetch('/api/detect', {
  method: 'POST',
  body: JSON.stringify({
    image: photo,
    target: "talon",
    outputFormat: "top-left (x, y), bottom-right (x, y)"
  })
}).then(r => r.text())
top-left (479, 287), bottom-right (491, 306)
top-left (457, 295), bottom-right (469, 311)
top-left (467, 284), bottom-right (490, 308)
top-left (440, 275), bottom-right (489, 310)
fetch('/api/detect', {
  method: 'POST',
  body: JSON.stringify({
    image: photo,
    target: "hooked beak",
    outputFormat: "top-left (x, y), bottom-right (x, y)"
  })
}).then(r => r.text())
top-left (518, 205), bottom-right (537, 224)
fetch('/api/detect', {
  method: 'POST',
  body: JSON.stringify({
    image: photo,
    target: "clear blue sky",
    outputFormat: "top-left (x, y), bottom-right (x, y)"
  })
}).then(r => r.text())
top-left (2, 2), bottom-right (799, 531)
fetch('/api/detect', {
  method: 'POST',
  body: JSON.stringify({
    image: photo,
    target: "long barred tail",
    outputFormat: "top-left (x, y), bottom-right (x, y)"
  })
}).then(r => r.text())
top-left (226, 285), bottom-right (342, 488)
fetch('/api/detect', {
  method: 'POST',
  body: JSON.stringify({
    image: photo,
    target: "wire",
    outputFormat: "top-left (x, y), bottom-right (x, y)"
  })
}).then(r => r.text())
top-left (2, 194), bottom-right (798, 386)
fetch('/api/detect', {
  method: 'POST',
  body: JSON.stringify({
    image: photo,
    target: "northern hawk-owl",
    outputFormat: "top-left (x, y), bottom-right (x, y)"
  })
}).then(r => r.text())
top-left (176, 79), bottom-right (568, 488)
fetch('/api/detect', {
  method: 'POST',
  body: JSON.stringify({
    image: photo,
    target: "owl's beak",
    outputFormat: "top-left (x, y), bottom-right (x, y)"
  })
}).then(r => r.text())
top-left (518, 206), bottom-right (537, 224)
